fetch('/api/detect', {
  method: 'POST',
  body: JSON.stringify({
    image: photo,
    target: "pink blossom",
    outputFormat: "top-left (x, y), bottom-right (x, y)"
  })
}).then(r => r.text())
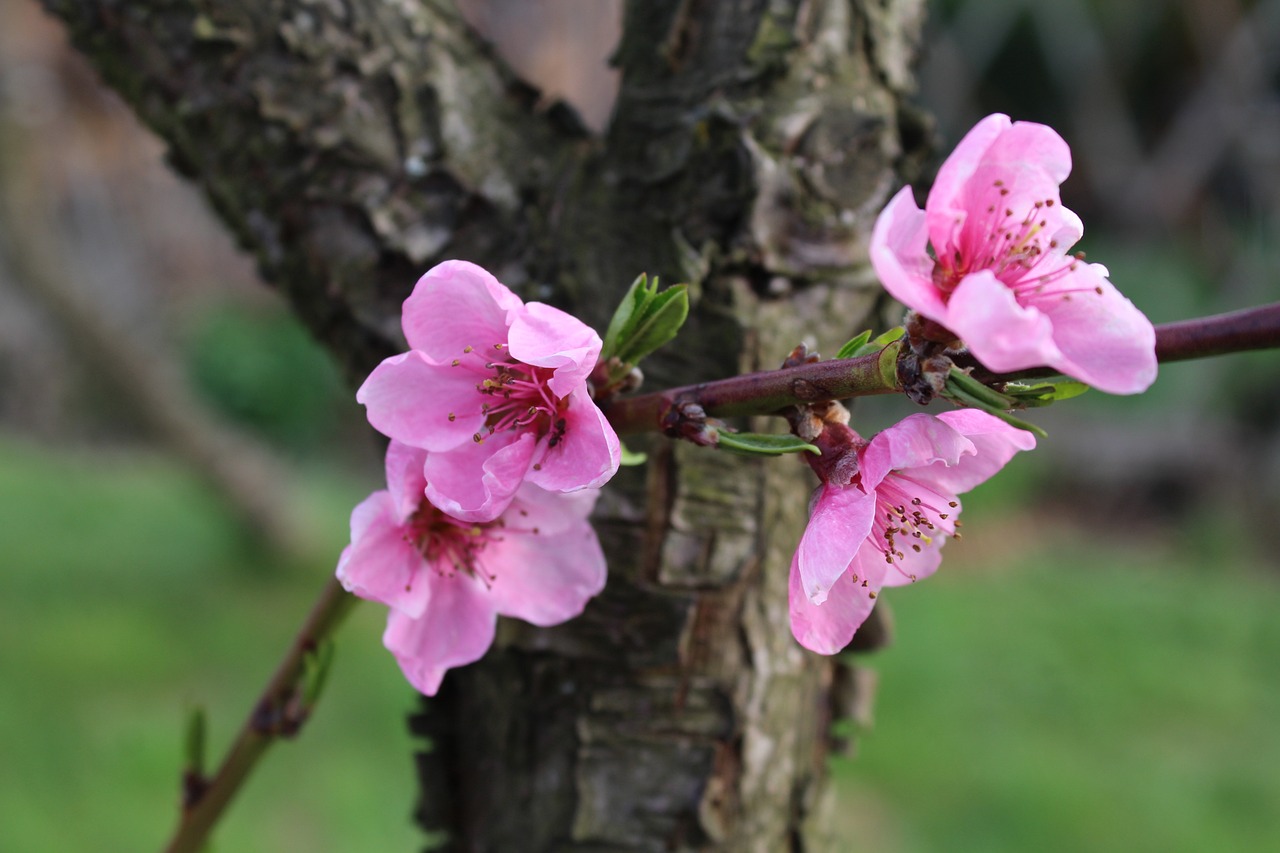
top-left (336, 441), bottom-right (607, 695)
top-left (789, 410), bottom-right (1035, 654)
top-left (357, 260), bottom-right (621, 522)
top-left (871, 113), bottom-right (1157, 394)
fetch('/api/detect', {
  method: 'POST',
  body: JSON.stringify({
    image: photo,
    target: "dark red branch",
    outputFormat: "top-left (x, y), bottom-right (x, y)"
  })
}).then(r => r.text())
top-left (603, 303), bottom-right (1280, 435)
top-left (604, 350), bottom-right (893, 435)
top-left (1154, 302), bottom-right (1280, 362)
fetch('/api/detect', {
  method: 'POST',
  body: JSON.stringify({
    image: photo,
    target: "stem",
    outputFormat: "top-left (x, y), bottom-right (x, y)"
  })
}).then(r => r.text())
top-left (162, 577), bottom-right (358, 853)
top-left (603, 303), bottom-right (1280, 434)
top-left (1154, 301), bottom-right (1280, 362)
top-left (605, 350), bottom-right (894, 434)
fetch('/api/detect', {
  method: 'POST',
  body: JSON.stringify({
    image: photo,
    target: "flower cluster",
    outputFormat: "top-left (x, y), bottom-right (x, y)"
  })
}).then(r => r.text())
top-left (337, 114), bottom-right (1159, 679)
top-left (340, 261), bottom-right (619, 694)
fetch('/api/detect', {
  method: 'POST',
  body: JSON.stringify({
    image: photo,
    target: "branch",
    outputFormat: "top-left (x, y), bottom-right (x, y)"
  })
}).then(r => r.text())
top-left (162, 578), bottom-right (357, 853)
top-left (40, 0), bottom-right (582, 374)
top-left (1154, 301), bottom-right (1280, 362)
top-left (603, 303), bottom-right (1280, 433)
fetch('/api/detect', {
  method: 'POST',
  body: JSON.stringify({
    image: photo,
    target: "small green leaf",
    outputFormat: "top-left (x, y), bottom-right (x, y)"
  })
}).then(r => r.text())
top-left (302, 641), bottom-right (337, 707)
top-left (877, 339), bottom-right (904, 388)
top-left (614, 284), bottom-right (690, 366)
top-left (836, 326), bottom-right (906, 360)
top-left (184, 706), bottom-right (207, 774)
top-left (602, 274), bottom-right (691, 372)
top-left (868, 326), bottom-right (906, 348)
top-left (946, 367), bottom-right (1016, 409)
top-left (602, 273), bottom-right (650, 361)
top-left (1004, 379), bottom-right (1090, 407)
top-left (619, 443), bottom-right (648, 466)
top-left (715, 430), bottom-right (820, 457)
top-left (835, 330), bottom-right (874, 360)
top-left (943, 367), bottom-right (1047, 437)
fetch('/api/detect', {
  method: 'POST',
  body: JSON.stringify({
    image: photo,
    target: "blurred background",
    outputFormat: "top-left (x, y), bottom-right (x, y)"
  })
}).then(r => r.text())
top-left (0, 0), bottom-right (1277, 850)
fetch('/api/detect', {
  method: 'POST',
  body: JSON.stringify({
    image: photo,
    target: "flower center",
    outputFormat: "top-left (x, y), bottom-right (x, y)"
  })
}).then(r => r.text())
top-left (867, 474), bottom-right (959, 583)
top-left (932, 180), bottom-right (1093, 302)
top-left (450, 343), bottom-right (566, 444)
top-left (404, 504), bottom-right (500, 582)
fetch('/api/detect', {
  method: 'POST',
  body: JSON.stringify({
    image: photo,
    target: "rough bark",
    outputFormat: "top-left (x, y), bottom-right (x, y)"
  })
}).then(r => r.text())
top-left (42, 1), bottom-right (926, 849)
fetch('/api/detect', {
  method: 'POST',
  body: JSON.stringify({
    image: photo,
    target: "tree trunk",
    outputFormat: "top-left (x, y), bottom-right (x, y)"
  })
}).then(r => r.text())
top-left (42, 1), bottom-right (926, 849)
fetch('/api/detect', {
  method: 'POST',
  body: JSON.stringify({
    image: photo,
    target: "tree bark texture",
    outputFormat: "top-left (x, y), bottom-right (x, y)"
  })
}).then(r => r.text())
top-left (43, 1), bottom-right (926, 849)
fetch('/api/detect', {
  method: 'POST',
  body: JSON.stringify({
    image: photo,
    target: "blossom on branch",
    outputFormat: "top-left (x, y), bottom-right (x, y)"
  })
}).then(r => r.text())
top-left (358, 260), bottom-right (620, 522)
top-left (871, 113), bottom-right (1157, 394)
top-left (337, 441), bottom-right (607, 695)
top-left (789, 410), bottom-right (1035, 654)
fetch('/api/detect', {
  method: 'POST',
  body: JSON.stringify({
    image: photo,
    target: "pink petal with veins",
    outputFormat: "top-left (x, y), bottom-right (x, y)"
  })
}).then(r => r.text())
top-left (401, 260), bottom-right (520, 359)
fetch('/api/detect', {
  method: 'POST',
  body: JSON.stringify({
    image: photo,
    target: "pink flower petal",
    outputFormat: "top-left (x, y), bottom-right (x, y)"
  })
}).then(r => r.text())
top-left (858, 412), bottom-right (976, 492)
top-left (926, 113), bottom-right (1012, 252)
top-left (384, 441), bottom-right (428, 523)
top-left (918, 409), bottom-right (1037, 495)
top-left (505, 481), bottom-right (600, 537)
top-left (870, 186), bottom-right (950, 322)
top-left (788, 549), bottom-right (884, 655)
top-left (936, 119), bottom-right (1077, 264)
top-left (484, 517), bottom-right (607, 626)
top-left (356, 351), bottom-right (487, 451)
top-left (336, 491), bottom-right (432, 618)
top-left (424, 430), bottom-right (538, 522)
top-left (944, 270), bottom-right (1064, 373)
top-left (401, 260), bottom-right (521, 360)
top-left (954, 123), bottom-right (1075, 245)
top-left (1026, 263), bottom-right (1158, 394)
top-left (507, 302), bottom-right (603, 398)
top-left (525, 388), bottom-right (621, 492)
top-left (796, 483), bottom-right (877, 604)
top-left (382, 574), bottom-right (497, 696)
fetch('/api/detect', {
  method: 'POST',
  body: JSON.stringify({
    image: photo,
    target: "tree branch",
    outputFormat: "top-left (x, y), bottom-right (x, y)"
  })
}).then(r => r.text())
top-left (604, 303), bottom-right (1280, 433)
top-left (162, 578), bottom-right (357, 853)
top-left (40, 0), bottom-right (582, 376)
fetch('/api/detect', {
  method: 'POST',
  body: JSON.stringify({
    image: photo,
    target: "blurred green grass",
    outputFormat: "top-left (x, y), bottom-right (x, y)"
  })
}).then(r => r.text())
top-left (2, 432), bottom-right (1278, 851)
top-left (0, 436), bottom-right (419, 852)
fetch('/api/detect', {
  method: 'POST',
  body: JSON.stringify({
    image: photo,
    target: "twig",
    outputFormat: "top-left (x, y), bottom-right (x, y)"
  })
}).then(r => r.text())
top-left (162, 577), bottom-right (357, 853)
top-left (1153, 302), bottom-right (1280, 362)
top-left (603, 303), bottom-right (1280, 434)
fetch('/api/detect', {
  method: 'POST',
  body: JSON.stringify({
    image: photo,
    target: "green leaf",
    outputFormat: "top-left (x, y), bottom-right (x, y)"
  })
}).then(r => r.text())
top-left (835, 330), bottom-right (874, 360)
top-left (715, 430), bottom-right (820, 457)
top-left (301, 641), bottom-right (337, 707)
top-left (601, 274), bottom-right (650, 361)
top-left (1004, 379), bottom-right (1090, 407)
top-left (614, 285), bottom-right (690, 367)
top-left (943, 367), bottom-right (1047, 437)
top-left (184, 706), bottom-right (207, 774)
top-left (946, 367), bottom-right (1016, 409)
top-left (619, 443), bottom-right (648, 466)
top-left (835, 326), bottom-right (906, 360)
top-left (868, 325), bottom-right (906, 348)
top-left (878, 339), bottom-right (904, 389)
